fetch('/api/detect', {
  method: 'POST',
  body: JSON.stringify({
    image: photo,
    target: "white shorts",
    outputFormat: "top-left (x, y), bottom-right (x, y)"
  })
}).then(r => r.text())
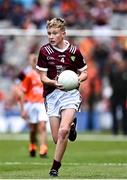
top-left (46, 89), bottom-right (81, 118)
top-left (24, 102), bottom-right (48, 124)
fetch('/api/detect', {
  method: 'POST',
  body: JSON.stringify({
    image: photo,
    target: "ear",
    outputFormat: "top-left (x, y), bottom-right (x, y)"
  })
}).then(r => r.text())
top-left (62, 31), bottom-right (66, 37)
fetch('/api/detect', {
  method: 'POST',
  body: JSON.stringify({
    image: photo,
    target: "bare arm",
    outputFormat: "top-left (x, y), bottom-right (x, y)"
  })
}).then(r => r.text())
top-left (39, 70), bottom-right (63, 89)
top-left (78, 70), bottom-right (88, 83)
top-left (18, 91), bottom-right (28, 120)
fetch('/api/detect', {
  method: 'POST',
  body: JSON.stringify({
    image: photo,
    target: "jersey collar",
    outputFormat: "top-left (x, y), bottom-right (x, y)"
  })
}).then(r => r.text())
top-left (52, 40), bottom-right (70, 52)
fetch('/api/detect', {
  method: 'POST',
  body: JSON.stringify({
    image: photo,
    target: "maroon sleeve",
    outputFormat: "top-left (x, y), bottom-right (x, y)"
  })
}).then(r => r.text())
top-left (75, 48), bottom-right (87, 70)
top-left (37, 48), bottom-right (47, 69)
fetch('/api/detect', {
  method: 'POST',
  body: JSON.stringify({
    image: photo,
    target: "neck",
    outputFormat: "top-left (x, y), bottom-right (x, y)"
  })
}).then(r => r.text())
top-left (55, 40), bottom-right (68, 49)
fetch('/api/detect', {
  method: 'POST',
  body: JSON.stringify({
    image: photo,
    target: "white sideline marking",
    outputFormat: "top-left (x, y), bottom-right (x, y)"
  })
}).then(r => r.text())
top-left (0, 162), bottom-right (127, 166)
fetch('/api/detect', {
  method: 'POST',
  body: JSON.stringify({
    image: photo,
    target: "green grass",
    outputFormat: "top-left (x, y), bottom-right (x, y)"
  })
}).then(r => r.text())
top-left (0, 133), bottom-right (127, 179)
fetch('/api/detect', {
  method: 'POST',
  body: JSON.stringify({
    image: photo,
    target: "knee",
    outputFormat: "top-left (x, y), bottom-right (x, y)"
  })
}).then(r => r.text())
top-left (38, 122), bottom-right (46, 131)
top-left (29, 124), bottom-right (37, 133)
top-left (58, 127), bottom-right (69, 140)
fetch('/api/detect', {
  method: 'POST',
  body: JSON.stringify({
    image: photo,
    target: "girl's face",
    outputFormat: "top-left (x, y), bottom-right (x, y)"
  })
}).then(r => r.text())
top-left (47, 27), bottom-right (65, 48)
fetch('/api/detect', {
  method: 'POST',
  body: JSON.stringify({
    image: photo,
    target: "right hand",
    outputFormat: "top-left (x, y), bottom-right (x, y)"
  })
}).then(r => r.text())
top-left (52, 80), bottom-right (64, 90)
top-left (21, 110), bottom-right (28, 120)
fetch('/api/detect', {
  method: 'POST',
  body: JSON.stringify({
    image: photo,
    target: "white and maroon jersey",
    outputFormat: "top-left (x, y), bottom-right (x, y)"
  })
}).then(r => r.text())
top-left (36, 41), bottom-right (87, 97)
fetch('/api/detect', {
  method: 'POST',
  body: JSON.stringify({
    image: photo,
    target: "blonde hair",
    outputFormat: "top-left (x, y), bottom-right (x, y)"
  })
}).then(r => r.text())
top-left (46, 18), bottom-right (66, 31)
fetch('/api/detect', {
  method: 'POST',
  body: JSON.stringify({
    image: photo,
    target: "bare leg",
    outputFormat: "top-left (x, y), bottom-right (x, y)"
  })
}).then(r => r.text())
top-left (38, 121), bottom-right (48, 156)
top-left (49, 109), bottom-right (76, 176)
top-left (49, 117), bottom-right (60, 144)
top-left (54, 109), bottom-right (75, 161)
top-left (29, 123), bottom-right (38, 144)
top-left (29, 123), bottom-right (38, 157)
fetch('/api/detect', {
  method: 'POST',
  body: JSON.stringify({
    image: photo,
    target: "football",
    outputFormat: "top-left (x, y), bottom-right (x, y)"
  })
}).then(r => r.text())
top-left (58, 70), bottom-right (79, 90)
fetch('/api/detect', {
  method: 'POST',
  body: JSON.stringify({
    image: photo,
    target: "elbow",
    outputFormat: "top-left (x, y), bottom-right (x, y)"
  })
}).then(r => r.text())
top-left (85, 71), bottom-right (88, 80)
top-left (83, 70), bottom-right (88, 81)
top-left (79, 71), bottom-right (88, 83)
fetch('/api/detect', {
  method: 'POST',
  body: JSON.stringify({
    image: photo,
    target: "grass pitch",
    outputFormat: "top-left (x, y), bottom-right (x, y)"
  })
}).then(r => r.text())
top-left (0, 133), bottom-right (127, 179)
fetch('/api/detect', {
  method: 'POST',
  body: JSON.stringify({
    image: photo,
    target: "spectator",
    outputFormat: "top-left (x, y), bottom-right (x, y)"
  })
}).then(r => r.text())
top-left (10, 2), bottom-right (26, 27)
top-left (60, 0), bottom-right (83, 28)
top-left (92, 42), bottom-right (110, 76)
top-left (90, 0), bottom-right (112, 43)
top-left (0, 0), bottom-right (12, 20)
top-left (108, 52), bottom-right (127, 135)
top-left (80, 61), bottom-right (102, 130)
top-left (0, 37), bottom-right (6, 64)
top-left (13, 0), bottom-right (35, 10)
top-left (110, 0), bottom-right (127, 29)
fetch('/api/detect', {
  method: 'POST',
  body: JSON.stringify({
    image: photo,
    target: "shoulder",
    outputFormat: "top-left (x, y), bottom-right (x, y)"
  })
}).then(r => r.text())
top-left (39, 43), bottom-right (54, 55)
top-left (28, 69), bottom-right (38, 76)
top-left (25, 70), bottom-right (35, 80)
top-left (68, 44), bottom-right (81, 55)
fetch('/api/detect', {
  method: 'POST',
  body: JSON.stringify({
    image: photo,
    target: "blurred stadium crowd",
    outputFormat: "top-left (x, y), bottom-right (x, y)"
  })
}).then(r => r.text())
top-left (0, 0), bottom-right (127, 134)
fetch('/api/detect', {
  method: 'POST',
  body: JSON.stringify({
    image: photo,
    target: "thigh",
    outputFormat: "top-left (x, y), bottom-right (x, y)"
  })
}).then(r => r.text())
top-left (60, 108), bottom-right (76, 129)
top-left (29, 123), bottom-right (38, 132)
top-left (38, 120), bottom-right (46, 131)
top-left (24, 102), bottom-right (37, 123)
top-left (28, 103), bottom-right (38, 124)
top-left (60, 89), bottom-right (81, 112)
top-left (36, 103), bottom-right (48, 122)
top-left (46, 90), bottom-right (63, 117)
